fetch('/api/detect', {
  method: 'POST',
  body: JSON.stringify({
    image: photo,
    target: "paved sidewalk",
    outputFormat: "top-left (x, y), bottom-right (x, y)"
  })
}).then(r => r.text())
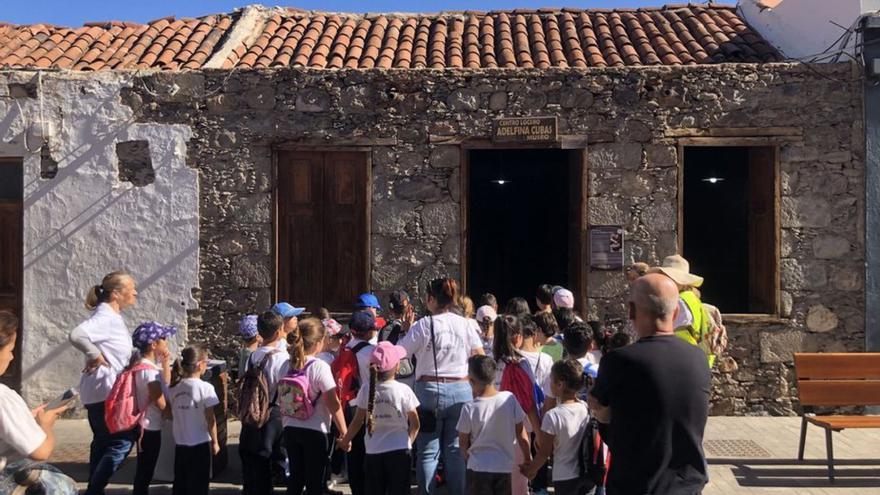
top-left (48, 416), bottom-right (880, 494)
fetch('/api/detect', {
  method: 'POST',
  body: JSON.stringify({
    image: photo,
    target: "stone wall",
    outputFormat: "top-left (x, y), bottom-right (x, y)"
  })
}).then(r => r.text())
top-left (0, 71), bottom-right (199, 406)
top-left (125, 62), bottom-right (863, 415)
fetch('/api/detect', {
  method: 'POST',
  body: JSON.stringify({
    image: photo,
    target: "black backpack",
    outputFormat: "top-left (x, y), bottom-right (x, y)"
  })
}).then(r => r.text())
top-left (579, 415), bottom-right (608, 486)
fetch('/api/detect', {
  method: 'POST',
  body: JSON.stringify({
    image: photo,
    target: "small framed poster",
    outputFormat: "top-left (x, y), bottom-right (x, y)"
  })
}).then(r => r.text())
top-left (590, 225), bottom-right (624, 270)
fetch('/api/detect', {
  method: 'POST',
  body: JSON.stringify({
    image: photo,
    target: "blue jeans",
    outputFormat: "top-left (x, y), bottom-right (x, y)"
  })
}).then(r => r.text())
top-left (85, 402), bottom-right (135, 495)
top-left (414, 380), bottom-right (472, 495)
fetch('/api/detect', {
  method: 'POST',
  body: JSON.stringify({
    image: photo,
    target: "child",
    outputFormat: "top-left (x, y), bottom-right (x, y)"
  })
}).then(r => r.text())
top-left (478, 293), bottom-right (498, 312)
top-left (238, 314), bottom-right (261, 378)
top-left (240, 311), bottom-right (290, 495)
top-left (457, 355), bottom-right (531, 494)
top-left (280, 318), bottom-right (348, 495)
top-left (131, 322), bottom-right (175, 495)
top-left (541, 322), bottom-right (594, 415)
top-left (609, 331), bottom-right (632, 350)
top-left (168, 346), bottom-right (220, 495)
top-left (517, 315), bottom-right (554, 495)
top-left (534, 312), bottom-right (563, 362)
top-left (475, 305), bottom-right (497, 357)
top-left (272, 301), bottom-right (305, 350)
top-left (317, 310), bottom-right (345, 365)
top-left (535, 284), bottom-right (554, 314)
top-left (493, 315), bottom-right (542, 495)
top-left (521, 360), bottom-right (593, 495)
top-left (340, 310), bottom-right (378, 495)
top-left (504, 297), bottom-right (531, 317)
top-left (585, 321), bottom-right (605, 366)
top-left (337, 341), bottom-right (420, 495)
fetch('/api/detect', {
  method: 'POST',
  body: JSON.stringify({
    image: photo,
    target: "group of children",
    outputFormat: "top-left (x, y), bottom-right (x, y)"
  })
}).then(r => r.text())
top-left (123, 283), bottom-right (630, 495)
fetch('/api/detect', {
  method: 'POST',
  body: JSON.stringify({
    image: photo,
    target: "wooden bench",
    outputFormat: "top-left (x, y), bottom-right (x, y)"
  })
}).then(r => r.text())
top-left (793, 353), bottom-right (880, 481)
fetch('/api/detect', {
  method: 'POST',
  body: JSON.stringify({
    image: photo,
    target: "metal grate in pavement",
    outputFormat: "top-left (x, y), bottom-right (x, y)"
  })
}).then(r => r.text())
top-left (704, 439), bottom-right (772, 458)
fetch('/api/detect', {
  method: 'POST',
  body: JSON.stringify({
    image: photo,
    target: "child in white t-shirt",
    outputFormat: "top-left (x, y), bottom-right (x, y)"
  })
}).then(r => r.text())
top-left (457, 355), bottom-right (531, 495)
top-left (278, 317), bottom-right (348, 495)
top-left (338, 341), bottom-right (420, 495)
top-left (130, 322), bottom-right (175, 495)
top-left (168, 346), bottom-right (219, 495)
top-left (522, 359), bottom-right (594, 495)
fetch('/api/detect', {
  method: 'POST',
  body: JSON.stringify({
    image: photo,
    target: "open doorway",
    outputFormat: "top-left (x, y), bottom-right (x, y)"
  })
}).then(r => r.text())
top-left (466, 149), bottom-right (577, 309)
top-left (682, 146), bottom-right (778, 314)
top-left (0, 158), bottom-right (22, 391)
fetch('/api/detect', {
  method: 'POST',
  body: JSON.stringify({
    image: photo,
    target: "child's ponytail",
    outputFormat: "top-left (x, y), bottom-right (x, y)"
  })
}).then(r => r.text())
top-left (492, 314), bottom-right (523, 364)
top-left (288, 328), bottom-right (305, 370)
top-left (170, 345), bottom-right (206, 387)
top-left (367, 365), bottom-right (377, 435)
top-left (170, 357), bottom-right (185, 387)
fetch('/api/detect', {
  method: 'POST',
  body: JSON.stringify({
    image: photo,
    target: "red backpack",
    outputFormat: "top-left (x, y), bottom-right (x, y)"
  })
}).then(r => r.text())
top-left (331, 341), bottom-right (370, 405)
top-left (499, 359), bottom-right (536, 415)
top-left (105, 363), bottom-right (152, 434)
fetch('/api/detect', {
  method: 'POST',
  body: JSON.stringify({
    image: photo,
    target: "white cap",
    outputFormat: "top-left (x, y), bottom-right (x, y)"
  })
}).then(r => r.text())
top-left (476, 305), bottom-right (498, 323)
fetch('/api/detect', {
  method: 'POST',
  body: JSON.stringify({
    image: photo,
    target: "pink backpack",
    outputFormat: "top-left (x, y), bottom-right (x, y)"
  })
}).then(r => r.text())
top-left (104, 363), bottom-right (152, 434)
top-left (277, 360), bottom-right (321, 420)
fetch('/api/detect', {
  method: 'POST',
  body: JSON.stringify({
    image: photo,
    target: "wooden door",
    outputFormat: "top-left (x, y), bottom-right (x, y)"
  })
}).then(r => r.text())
top-left (0, 159), bottom-right (23, 391)
top-left (277, 151), bottom-right (369, 312)
top-left (568, 149), bottom-right (588, 312)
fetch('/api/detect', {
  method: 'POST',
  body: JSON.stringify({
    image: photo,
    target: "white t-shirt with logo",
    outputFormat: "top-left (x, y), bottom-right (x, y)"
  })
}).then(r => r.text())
top-left (169, 378), bottom-right (220, 446)
top-left (352, 380), bottom-right (420, 454)
top-left (280, 356), bottom-right (338, 433)
top-left (456, 391), bottom-right (525, 473)
top-left (399, 313), bottom-right (484, 379)
top-left (0, 384), bottom-right (46, 462)
top-left (133, 358), bottom-right (164, 431)
top-left (76, 303), bottom-right (133, 405)
top-left (245, 345), bottom-right (290, 400)
top-left (346, 338), bottom-right (377, 393)
top-left (541, 400), bottom-right (590, 481)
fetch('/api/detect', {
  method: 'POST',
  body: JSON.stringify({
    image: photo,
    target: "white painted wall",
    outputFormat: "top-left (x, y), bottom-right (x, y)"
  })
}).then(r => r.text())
top-left (738, 0), bottom-right (880, 60)
top-left (0, 71), bottom-right (199, 405)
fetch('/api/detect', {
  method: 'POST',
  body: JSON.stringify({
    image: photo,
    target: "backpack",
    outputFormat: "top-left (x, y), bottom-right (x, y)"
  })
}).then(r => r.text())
top-left (104, 363), bottom-right (152, 434)
top-left (378, 320), bottom-right (415, 379)
top-left (331, 341), bottom-right (370, 405)
top-left (500, 359), bottom-right (536, 415)
top-left (237, 350), bottom-right (278, 427)
top-left (579, 414), bottom-right (609, 486)
top-left (277, 360), bottom-right (321, 420)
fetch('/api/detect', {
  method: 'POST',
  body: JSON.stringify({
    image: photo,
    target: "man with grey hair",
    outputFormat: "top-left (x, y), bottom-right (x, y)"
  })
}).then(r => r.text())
top-left (588, 274), bottom-right (710, 495)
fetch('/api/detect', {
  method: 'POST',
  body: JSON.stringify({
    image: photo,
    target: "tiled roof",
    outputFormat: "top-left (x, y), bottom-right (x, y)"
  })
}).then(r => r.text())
top-left (0, 4), bottom-right (782, 71)
top-left (0, 14), bottom-right (234, 70)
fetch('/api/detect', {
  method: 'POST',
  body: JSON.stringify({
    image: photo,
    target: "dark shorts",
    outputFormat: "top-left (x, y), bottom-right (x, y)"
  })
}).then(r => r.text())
top-left (554, 476), bottom-right (597, 495)
top-left (466, 470), bottom-right (510, 495)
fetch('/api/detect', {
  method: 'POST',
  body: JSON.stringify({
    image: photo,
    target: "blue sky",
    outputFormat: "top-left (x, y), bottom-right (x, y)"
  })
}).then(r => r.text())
top-left (2, 1), bottom-right (669, 26)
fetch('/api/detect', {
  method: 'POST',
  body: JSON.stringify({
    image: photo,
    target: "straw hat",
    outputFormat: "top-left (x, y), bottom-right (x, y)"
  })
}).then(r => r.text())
top-left (649, 254), bottom-right (704, 288)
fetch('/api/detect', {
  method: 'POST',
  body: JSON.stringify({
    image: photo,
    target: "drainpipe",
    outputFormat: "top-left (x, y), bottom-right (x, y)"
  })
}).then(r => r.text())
top-left (863, 16), bottom-right (880, 354)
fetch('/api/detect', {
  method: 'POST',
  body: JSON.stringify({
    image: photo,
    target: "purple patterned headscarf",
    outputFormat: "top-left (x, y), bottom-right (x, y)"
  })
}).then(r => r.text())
top-left (239, 314), bottom-right (259, 339)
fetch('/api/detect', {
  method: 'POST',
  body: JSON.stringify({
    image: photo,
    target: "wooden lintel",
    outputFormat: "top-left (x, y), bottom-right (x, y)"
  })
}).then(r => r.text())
top-left (431, 134), bottom-right (591, 149)
top-left (665, 127), bottom-right (803, 138)
top-left (677, 136), bottom-right (801, 147)
top-left (273, 137), bottom-right (398, 149)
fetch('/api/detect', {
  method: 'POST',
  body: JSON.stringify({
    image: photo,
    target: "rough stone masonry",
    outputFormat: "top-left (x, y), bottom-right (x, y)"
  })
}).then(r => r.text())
top-left (6, 61), bottom-right (860, 415)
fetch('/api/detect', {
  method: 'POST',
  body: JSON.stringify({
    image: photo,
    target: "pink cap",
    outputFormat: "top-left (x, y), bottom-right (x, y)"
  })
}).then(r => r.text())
top-left (323, 318), bottom-right (343, 336)
top-left (369, 341), bottom-right (408, 372)
top-left (553, 288), bottom-right (575, 309)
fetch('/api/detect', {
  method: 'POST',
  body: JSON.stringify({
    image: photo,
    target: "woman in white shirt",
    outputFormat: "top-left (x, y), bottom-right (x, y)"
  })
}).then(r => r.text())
top-left (398, 278), bottom-right (484, 495)
top-left (67, 271), bottom-right (138, 495)
top-left (0, 311), bottom-right (74, 491)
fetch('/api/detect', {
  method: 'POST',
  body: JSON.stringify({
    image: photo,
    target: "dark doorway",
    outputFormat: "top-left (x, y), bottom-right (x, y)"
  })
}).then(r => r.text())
top-left (0, 158), bottom-right (22, 391)
top-left (683, 146), bottom-right (777, 314)
top-left (467, 149), bottom-right (572, 308)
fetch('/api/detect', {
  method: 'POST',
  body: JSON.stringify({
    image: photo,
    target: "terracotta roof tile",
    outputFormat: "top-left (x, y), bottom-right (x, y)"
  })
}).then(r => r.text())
top-left (0, 5), bottom-right (782, 71)
top-left (0, 13), bottom-right (234, 70)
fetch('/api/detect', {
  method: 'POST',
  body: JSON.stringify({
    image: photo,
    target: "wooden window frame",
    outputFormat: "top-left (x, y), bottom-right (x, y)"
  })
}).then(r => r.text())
top-left (460, 143), bottom-right (588, 312)
top-left (272, 147), bottom-right (372, 311)
top-left (677, 138), bottom-right (782, 322)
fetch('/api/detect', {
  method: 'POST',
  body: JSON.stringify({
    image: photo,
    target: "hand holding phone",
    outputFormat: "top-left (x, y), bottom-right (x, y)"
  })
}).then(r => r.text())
top-left (45, 388), bottom-right (78, 411)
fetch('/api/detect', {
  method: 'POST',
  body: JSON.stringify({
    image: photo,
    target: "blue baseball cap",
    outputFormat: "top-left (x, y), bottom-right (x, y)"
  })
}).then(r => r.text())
top-left (132, 321), bottom-right (177, 350)
top-left (349, 310), bottom-right (376, 335)
top-left (239, 314), bottom-right (259, 339)
top-left (355, 293), bottom-right (381, 310)
top-left (271, 302), bottom-right (305, 319)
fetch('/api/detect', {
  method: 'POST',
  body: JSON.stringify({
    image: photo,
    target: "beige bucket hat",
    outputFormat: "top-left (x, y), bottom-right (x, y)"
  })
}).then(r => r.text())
top-left (649, 254), bottom-right (704, 288)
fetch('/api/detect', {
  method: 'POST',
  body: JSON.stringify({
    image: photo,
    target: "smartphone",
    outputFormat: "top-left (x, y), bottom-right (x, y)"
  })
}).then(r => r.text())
top-left (45, 388), bottom-right (78, 411)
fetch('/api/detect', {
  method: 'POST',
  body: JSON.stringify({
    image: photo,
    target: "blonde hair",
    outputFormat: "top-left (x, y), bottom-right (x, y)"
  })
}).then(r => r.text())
top-left (85, 271), bottom-right (132, 310)
top-left (460, 296), bottom-right (475, 319)
top-left (288, 317), bottom-right (325, 370)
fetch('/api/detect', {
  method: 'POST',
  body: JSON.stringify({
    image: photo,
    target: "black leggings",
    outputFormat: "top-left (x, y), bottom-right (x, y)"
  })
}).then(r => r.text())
top-left (172, 442), bottom-right (211, 495)
top-left (133, 429), bottom-right (161, 495)
top-left (365, 449), bottom-right (411, 495)
top-left (284, 426), bottom-right (329, 495)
